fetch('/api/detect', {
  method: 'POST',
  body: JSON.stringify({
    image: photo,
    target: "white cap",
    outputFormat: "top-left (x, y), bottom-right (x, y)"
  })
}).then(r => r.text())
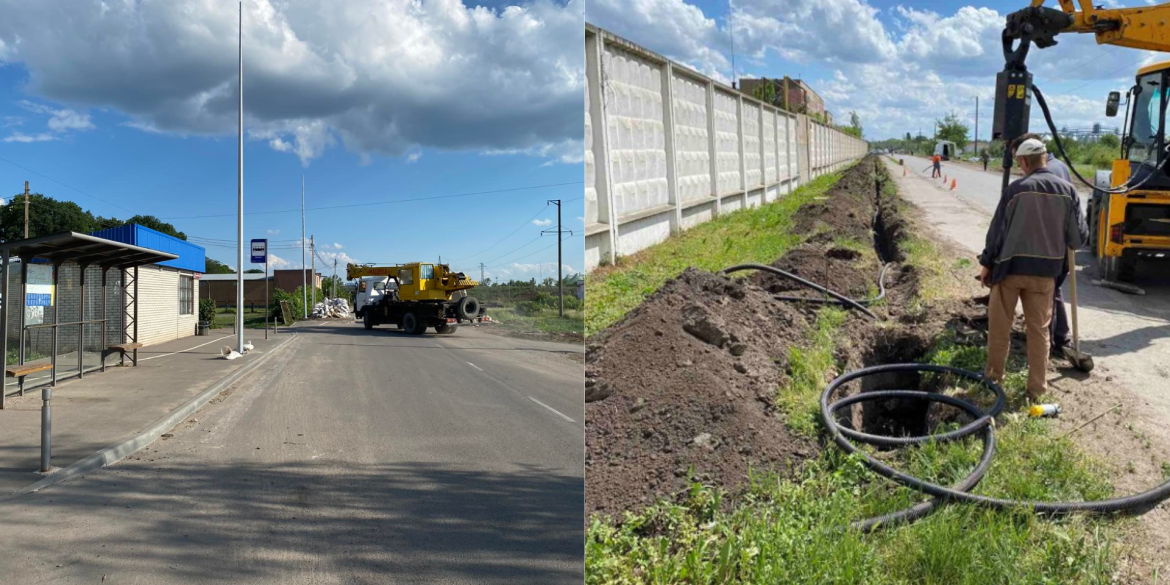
top-left (1016, 138), bottom-right (1046, 156)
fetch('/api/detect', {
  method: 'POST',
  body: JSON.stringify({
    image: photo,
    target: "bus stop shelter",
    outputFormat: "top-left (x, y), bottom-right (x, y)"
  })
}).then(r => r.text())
top-left (0, 232), bottom-right (177, 472)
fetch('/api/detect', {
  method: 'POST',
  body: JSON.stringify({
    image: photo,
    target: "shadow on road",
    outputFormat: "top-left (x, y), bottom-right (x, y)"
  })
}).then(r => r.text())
top-left (5, 460), bottom-right (583, 583)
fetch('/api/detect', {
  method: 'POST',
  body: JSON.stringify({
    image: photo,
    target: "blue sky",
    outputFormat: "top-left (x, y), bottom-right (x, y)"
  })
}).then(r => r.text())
top-left (587, 0), bottom-right (1160, 142)
top-left (0, 0), bottom-right (584, 284)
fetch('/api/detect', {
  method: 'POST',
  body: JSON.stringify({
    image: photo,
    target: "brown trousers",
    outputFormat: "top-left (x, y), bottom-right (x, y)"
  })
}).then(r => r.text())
top-left (986, 274), bottom-right (1055, 400)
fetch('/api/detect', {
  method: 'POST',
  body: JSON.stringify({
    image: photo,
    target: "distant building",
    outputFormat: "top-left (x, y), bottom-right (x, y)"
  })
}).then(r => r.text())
top-left (738, 76), bottom-right (828, 120)
top-left (200, 270), bottom-right (322, 308)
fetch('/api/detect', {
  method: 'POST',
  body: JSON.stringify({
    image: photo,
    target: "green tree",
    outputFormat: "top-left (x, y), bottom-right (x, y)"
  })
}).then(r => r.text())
top-left (1099, 133), bottom-right (1120, 149)
top-left (841, 110), bottom-right (863, 139)
top-left (205, 258), bottom-right (234, 274)
top-left (751, 81), bottom-right (776, 105)
top-left (0, 193), bottom-right (98, 241)
top-left (244, 268), bottom-right (263, 274)
top-left (123, 215), bottom-right (187, 240)
top-left (935, 111), bottom-right (969, 150)
top-left (320, 275), bottom-right (344, 297)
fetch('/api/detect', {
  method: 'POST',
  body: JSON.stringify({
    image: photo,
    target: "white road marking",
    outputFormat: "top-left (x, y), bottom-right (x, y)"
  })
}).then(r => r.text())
top-left (140, 334), bottom-right (234, 361)
top-left (466, 362), bottom-right (483, 371)
top-left (527, 396), bottom-right (575, 422)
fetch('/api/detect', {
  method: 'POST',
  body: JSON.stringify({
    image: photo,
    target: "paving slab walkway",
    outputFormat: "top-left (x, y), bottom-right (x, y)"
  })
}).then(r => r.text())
top-left (0, 328), bottom-right (292, 495)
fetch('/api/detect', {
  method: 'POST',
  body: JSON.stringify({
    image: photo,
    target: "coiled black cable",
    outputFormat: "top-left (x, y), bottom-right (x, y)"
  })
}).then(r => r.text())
top-left (821, 364), bottom-right (1170, 532)
top-left (720, 263), bottom-right (889, 320)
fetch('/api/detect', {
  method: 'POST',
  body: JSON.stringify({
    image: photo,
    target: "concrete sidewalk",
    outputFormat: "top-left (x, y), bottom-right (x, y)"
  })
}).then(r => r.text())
top-left (0, 328), bottom-right (294, 495)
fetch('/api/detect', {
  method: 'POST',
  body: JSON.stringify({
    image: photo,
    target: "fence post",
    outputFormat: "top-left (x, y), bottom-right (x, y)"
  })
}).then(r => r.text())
top-left (706, 81), bottom-right (719, 218)
top-left (737, 94), bottom-right (747, 208)
top-left (585, 29), bottom-right (619, 265)
top-left (661, 61), bottom-right (682, 233)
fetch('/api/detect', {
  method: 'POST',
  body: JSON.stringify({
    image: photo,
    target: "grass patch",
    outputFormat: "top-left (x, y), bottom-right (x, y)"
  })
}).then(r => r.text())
top-left (775, 307), bottom-right (847, 437)
top-left (489, 305), bottom-right (583, 338)
top-left (6, 348), bottom-right (47, 366)
top-left (586, 171), bottom-right (850, 337)
top-left (213, 308), bottom-right (268, 330)
top-left (587, 328), bottom-right (1120, 585)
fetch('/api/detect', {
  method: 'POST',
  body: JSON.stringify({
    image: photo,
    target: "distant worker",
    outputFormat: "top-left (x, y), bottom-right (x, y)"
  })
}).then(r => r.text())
top-left (931, 153), bottom-right (942, 178)
top-left (1013, 133), bottom-right (1078, 355)
top-left (979, 138), bottom-right (1087, 402)
top-left (981, 150), bottom-right (990, 172)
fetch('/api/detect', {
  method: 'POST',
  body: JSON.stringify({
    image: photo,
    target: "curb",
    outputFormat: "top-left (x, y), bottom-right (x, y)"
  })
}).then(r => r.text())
top-left (0, 333), bottom-right (300, 503)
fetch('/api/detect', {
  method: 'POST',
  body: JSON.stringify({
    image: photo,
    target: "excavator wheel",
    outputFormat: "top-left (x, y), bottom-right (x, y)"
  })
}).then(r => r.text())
top-left (401, 311), bottom-right (426, 335)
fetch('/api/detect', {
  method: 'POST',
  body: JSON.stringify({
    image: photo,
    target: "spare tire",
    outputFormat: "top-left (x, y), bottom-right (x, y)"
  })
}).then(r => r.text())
top-left (456, 296), bottom-right (480, 321)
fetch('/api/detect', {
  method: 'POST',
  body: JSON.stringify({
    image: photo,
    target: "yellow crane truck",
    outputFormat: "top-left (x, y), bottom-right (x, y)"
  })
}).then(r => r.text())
top-left (996, 0), bottom-right (1170, 282)
top-left (346, 262), bottom-right (484, 334)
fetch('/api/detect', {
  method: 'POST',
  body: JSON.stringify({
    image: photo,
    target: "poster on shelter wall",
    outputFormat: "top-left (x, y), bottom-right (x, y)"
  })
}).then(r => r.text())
top-left (24, 264), bottom-right (54, 326)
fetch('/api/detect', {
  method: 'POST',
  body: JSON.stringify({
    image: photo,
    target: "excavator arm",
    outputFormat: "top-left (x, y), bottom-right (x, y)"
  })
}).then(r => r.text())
top-left (1030, 0), bottom-right (1170, 51)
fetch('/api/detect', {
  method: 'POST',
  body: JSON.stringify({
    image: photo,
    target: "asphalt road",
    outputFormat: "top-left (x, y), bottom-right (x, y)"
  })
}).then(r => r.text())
top-left (0, 321), bottom-right (584, 584)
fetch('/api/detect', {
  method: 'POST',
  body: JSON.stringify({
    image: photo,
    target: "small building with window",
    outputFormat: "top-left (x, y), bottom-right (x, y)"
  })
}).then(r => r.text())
top-left (89, 224), bottom-right (206, 346)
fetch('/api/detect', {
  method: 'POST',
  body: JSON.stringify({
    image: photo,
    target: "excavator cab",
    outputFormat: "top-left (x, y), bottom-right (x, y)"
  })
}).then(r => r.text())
top-left (1088, 61), bottom-right (1170, 281)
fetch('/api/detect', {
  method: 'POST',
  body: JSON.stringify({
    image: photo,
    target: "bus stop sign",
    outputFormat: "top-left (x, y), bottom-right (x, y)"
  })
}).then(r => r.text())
top-left (251, 239), bottom-right (267, 264)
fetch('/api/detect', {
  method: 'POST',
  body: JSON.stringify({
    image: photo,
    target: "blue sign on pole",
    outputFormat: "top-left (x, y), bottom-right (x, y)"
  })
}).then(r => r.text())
top-left (250, 239), bottom-right (267, 264)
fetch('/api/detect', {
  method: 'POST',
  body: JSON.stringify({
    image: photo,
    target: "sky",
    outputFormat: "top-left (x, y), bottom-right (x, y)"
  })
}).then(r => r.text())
top-left (0, 0), bottom-right (585, 284)
top-left (586, 0), bottom-right (1164, 142)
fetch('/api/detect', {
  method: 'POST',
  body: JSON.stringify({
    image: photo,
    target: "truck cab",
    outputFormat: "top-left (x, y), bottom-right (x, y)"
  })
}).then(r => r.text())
top-left (354, 276), bottom-right (396, 318)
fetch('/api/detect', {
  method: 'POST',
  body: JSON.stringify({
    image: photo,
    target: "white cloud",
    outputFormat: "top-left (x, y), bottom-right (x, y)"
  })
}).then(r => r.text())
top-left (332, 242), bottom-right (343, 249)
top-left (406, 152), bottom-right (421, 163)
top-left (266, 229), bottom-right (280, 235)
top-left (3, 131), bottom-right (55, 143)
top-left (17, 100), bottom-right (95, 133)
top-left (577, 216), bottom-right (585, 222)
top-left (491, 261), bottom-right (577, 281)
top-left (589, 0), bottom-right (1146, 140)
top-left (267, 252), bottom-right (291, 269)
top-left (532, 218), bottom-right (552, 226)
top-left (0, 0), bottom-right (584, 165)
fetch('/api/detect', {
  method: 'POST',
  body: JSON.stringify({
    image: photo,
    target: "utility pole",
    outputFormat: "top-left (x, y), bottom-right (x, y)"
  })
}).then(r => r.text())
top-left (479, 262), bottom-right (485, 283)
top-left (974, 96), bottom-right (980, 155)
top-left (306, 174), bottom-right (311, 320)
top-left (332, 258), bottom-right (338, 299)
top-left (310, 235), bottom-right (316, 310)
top-left (235, 0), bottom-right (245, 353)
top-left (540, 199), bottom-right (572, 317)
top-left (23, 181), bottom-right (29, 238)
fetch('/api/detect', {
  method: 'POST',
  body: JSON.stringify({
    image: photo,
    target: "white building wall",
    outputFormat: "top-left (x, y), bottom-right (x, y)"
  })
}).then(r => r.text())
top-left (584, 24), bottom-right (868, 271)
top-left (134, 264), bottom-right (199, 347)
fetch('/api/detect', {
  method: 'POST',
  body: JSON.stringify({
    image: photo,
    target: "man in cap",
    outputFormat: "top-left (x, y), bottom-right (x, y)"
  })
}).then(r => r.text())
top-left (979, 137), bottom-right (1087, 402)
top-left (1012, 133), bottom-right (1080, 356)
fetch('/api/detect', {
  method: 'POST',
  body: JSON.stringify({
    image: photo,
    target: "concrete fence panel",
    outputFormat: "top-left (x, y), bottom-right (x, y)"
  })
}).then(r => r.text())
top-left (584, 24), bottom-right (867, 271)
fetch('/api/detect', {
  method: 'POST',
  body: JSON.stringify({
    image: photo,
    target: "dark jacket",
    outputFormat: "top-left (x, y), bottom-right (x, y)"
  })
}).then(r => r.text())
top-left (1046, 153), bottom-right (1072, 183)
top-left (980, 167), bottom-right (1087, 284)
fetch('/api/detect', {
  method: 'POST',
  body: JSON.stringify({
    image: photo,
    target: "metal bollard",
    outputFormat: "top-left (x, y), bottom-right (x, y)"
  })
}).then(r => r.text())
top-left (40, 386), bottom-right (51, 472)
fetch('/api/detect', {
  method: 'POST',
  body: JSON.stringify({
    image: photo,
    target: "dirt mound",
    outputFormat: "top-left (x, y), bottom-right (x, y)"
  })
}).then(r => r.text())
top-left (585, 268), bottom-right (817, 517)
top-left (751, 247), bottom-right (881, 300)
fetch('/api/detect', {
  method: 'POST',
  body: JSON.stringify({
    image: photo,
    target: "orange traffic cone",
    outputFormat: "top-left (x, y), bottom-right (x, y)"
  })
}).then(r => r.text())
top-left (950, 178), bottom-right (957, 190)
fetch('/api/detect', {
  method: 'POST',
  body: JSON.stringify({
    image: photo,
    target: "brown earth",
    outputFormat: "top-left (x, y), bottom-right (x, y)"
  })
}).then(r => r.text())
top-left (584, 268), bottom-right (816, 517)
top-left (585, 157), bottom-right (942, 518)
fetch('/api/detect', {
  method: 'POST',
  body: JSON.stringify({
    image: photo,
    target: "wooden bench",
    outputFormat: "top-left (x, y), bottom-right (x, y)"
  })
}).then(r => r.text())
top-left (6, 363), bottom-right (54, 396)
top-left (105, 342), bottom-right (144, 366)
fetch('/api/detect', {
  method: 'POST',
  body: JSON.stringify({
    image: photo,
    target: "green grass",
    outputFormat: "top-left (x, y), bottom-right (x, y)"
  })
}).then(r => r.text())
top-left (775, 307), bottom-right (847, 437)
top-left (586, 170), bottom-right (851, 337)
top-left (489, 305), bottom-right (583, 338)
top-left (587, 328), bottom-right (1120, 585)
top-left (213, 308), bottom-right (269, 329)
top-left (5, 348), bottom-right (47, 366)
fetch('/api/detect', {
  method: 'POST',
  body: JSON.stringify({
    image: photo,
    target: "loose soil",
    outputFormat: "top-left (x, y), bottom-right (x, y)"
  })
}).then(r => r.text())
top-left (585, 157), bottom-right (950, 517)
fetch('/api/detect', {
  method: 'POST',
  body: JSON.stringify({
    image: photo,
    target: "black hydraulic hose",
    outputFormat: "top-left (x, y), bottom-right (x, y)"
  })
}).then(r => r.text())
top-left (721, 264), bottom-right (879, 320)
top-left (1033, 85), bottom-right (1170, 195)
top-left (821, 364), bottom-right (1170, 532)
top-left (772, 262), bottom-right (892, 307)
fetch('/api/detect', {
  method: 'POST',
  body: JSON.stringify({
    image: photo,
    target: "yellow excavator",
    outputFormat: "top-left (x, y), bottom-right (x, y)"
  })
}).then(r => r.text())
top-left (346, 262), bottom-right (485, 334)
top-left (996, 0), bottom-right (1170, 282)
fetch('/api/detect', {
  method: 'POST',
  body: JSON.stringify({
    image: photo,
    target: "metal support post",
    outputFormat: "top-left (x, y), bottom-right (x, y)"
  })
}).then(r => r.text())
top-left (0, 249), bottom-right (8, 410)
top-left (40, 385), bottom-right (51, 472)
top-left (101, 268), bottom-right (107, 373)
top-left (51, 263), bottom-right (59, 386)
top-left (133, 265), bottom-right (139, 366)
top-left (78, 265), bottom-right (86, 379)
top-left (18, 261), bottom-right (26, 396)
top-left (265, 257), bottom-right (269, 340)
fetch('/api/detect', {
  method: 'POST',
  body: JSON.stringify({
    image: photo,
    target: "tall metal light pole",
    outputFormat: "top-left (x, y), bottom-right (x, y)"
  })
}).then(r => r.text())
top-left (306, 174), bottom-right (311, 320)
top-left (235, 1), bottom-right (245, 353)
top-left (974, 96), bottom-right (980, 155)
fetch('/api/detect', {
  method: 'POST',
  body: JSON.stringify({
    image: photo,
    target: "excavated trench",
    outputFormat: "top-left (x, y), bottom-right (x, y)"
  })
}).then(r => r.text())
top-left (585, 156), bottom-right (979, 517)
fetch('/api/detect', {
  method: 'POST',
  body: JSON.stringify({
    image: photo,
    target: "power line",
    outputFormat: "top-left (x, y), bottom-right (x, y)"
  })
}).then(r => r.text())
top-left (479, 235), bottom-right (544, 267)
top-left (487, 234), bottom-right (578, 269)
top-left (161, 181), bottom-right (584, 220)
top-left (446, 206), bottom-right (550, 263)
top-left (0, 156), bottom-right (137, 215)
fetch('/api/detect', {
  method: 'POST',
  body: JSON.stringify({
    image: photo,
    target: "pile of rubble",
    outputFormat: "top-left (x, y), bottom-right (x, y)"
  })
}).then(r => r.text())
top-left (312, 298), bottom-right (351, 319)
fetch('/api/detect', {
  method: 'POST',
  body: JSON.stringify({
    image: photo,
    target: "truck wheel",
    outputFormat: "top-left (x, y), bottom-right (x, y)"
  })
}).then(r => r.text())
top-left (456, 296), bottom-right (480, 321)
top-left (1099, 255), bottom-right (1120, 282)
top-left (402, 311), bottom-right (425, 335)
top-left (435, 322), bottom-right (458, 335)
top-left (363, 311), bottom-right (373, 330)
